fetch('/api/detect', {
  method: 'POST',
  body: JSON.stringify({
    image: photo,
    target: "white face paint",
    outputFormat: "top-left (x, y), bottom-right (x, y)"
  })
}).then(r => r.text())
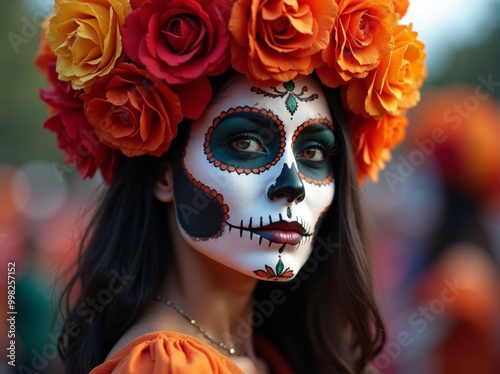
top-left (171, 75), bottom-right (335, 281)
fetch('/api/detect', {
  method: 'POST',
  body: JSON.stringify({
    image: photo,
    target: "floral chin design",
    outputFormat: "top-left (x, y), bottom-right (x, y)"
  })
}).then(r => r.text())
top-left (253, 256), bottom-right (294, 281)
top-left (204, 106), bottom-right (286, 174)
top-left (250, 81), bottom-right (319, 116)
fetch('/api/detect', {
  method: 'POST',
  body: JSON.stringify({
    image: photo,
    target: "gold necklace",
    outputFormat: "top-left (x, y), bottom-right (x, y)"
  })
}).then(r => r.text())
top-left (155, 295), bottom-right (246, 356)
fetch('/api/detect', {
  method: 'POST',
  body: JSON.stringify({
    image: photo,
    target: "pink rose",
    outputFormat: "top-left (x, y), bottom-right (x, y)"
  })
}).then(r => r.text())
top-left (121, 0), bottom-right (231, 85)
top-left (40, 63), bottom-right (121, 183)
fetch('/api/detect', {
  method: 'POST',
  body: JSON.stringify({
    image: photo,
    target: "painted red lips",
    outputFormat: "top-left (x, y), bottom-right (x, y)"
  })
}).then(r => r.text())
top-left (250, 221), bottom-right (307, 245)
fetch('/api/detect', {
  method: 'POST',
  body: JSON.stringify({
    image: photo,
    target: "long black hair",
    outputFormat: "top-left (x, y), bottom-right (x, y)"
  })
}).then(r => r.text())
top-left (58, 77), bottom-right (385, 374)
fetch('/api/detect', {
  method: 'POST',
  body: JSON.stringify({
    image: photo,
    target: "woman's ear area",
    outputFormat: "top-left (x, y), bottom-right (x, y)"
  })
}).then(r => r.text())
top-left (154, 161), bottom-right (174, 203)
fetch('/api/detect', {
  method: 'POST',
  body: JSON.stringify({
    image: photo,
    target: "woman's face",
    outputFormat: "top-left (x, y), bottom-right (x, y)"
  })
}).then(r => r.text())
top-left (171, 75), bottom-right (335, 281)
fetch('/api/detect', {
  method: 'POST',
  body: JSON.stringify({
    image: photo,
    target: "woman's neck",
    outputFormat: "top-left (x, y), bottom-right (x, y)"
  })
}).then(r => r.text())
top-left (160, 249), bottom-right (258, 354)
top-left (157, 206), bottom-right (259, 356)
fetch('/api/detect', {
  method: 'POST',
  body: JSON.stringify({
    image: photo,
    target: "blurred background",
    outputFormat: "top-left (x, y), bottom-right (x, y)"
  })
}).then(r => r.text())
top-left (0, 0), bottom-right (499, 373)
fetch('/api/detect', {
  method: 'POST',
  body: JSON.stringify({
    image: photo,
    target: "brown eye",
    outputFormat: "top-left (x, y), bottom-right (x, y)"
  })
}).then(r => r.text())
top-left (235, 139), bottom-right (250, 149)
top-left (297, 147), bottom-right (325, 161)
top-left (232, 137), bottom-right (265, 152)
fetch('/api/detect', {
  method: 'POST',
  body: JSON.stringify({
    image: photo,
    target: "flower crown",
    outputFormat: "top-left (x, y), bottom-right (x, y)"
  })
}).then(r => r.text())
top-left (35, 0), bottom-right (426, 183)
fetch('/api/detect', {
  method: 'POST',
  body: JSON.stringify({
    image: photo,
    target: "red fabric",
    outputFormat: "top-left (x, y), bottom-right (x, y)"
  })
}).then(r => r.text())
top-left (254, 334), bottom-right (295, 374)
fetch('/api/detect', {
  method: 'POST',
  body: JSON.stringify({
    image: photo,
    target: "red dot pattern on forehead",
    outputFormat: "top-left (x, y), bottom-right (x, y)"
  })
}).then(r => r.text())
top-left (292, 117), bottom-right (334, 186)
top-left (204, 106), bottom-right (286, 174)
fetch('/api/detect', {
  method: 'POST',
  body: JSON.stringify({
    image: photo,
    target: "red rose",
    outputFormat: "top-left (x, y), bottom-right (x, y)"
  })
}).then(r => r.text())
top-left (82, 63), bottom-right (183, 157)
top-left (121, 0), bottom-right (231, 85)
top-left (40, 63), bottom-right (121, 183)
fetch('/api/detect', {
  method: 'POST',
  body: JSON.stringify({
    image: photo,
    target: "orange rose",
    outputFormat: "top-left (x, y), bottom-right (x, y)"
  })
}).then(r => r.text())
top-left (345, 23), bottom-right (426, 117)
top-left (349, 113), bottom-right (407, 182)
top-left (229, 0), bottom-right (338, 85)
top-left (392, 0), bottom-right (409, 18)
top-left (383, 110), bottom-right (408, 149)
top-left (316, 0), bottom-right (396, 88)
top-left (46, 0), bottom-right (131, 90)
top-left (34, 16), bottom-right (56, 77)
top-left (82, 63), bottom-right (183, 157)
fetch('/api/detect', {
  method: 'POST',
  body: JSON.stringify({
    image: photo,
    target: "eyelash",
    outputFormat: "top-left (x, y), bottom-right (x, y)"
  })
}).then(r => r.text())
top-left (222, 132), bottom-right (265, 151)
top-left (301, 141), bottom-right (335, 157)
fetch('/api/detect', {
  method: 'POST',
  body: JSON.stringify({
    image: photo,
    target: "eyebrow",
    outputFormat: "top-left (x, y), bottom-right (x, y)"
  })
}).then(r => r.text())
top-left (298, 121), bottom-right (335, 134)
top-left (226, 112), bottom-right (275, 126)
top-left (218, 108), bottom-right (281, 130)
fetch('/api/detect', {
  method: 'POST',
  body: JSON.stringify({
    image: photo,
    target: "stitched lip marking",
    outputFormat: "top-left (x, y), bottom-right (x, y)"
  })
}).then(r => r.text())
top-left (227, 219), bottom-right (311, 246)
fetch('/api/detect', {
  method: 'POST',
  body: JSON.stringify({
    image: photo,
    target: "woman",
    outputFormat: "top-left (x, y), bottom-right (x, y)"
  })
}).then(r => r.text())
top-left (35, 0), bottom-right (426, 372)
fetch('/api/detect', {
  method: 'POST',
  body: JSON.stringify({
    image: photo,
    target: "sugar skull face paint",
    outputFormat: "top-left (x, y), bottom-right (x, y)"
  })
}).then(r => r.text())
top-left (170, 75), bottom-right (335, 281)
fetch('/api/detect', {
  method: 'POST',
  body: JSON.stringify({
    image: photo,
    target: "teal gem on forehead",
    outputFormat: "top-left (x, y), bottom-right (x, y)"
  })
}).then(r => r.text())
top-left (286, 94), bottom-right (298, 115)
top-left (250, 80), bottom-right (319, 116)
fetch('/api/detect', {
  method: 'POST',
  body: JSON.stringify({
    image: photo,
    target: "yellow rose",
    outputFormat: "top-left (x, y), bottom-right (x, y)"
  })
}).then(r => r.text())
top-left (46, 0), bottom-right (132, 90)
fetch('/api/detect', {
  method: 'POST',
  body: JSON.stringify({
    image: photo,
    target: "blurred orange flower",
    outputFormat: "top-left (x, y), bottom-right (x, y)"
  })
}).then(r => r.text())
top-left (34, 16), bottom-right (56, 76)
top-left (383, 111), bottom-right (408, 149)
top-left (229, 0), bottom-right (338, 85)
top-left (316, 0), bottom-right (396, 87)
top-left (345, 23), bottom-right (426, 117)
top-left (391, 0), bottom-right (409, 18)
top-left (46, 0), bottom-right (132, 90)
top-left (350, 112), bottom-right (408, 181)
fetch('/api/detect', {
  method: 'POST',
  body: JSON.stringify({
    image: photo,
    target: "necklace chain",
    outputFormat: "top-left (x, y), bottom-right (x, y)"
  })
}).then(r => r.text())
top-left (155, 295), bottom-right (246, 356)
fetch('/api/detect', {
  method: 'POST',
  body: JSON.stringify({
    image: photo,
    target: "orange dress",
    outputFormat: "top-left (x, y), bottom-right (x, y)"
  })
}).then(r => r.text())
top-left (90, 331), bottom-right (294, 374)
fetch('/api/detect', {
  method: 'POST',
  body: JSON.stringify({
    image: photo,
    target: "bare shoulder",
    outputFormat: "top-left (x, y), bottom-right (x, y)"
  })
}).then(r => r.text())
top-left (104, 302), bottom-right (193, 360)
top-left (105, 320), bottom-right (160, 359)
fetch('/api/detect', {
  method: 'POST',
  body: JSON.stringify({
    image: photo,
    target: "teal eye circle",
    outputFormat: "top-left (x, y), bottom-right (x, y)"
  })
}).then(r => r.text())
top-left (292, 119), bottom-right (335, 185)
top-left (205, 107), bottom-right (285, 174)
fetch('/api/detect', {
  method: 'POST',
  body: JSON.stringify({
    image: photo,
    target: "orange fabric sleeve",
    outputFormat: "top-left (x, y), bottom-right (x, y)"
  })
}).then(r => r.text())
top-left (90, 332), bottom-right (243, 374)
